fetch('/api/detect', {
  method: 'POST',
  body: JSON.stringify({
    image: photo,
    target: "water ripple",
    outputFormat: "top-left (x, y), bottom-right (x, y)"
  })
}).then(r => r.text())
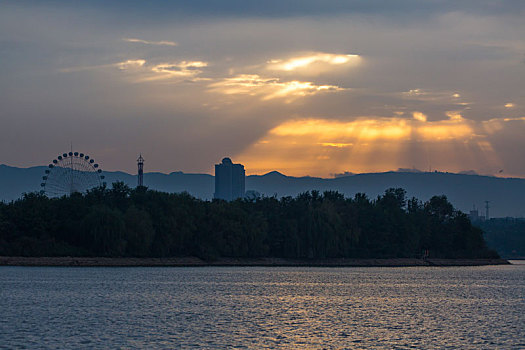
top-left (0, 265), bottom-right (524, 349)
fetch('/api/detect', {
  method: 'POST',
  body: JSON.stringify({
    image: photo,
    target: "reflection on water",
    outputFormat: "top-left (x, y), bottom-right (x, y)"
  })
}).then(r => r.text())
top-left (1, 265), bottom-right (524, 349)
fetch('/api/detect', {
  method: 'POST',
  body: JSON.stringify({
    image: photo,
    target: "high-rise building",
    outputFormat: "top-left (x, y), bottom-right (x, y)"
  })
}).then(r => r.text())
top-left (214, 157), bottom-right (245, 201)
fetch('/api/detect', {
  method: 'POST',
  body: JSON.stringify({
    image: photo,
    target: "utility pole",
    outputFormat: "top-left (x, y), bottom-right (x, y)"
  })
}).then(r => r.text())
top-left (137, 154), bottom-right (144, 187)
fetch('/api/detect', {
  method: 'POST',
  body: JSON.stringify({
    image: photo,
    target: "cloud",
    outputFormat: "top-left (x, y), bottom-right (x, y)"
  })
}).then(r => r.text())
top-left (265, 116), bottom-right (474, 142)
top-left (267, 52), bottom-right (361, 75)
top-left (482, 116), bottom-right (525, 135)
top-left (123, 38), bottom-right (177, 46)
top-left (116, 59), bottom-right (147, 70)
top-left (61, 58), bottom-right (209, 84)
top-left (402, 89), bottom-right (468, 103)
top-left (208, 74), bottom-right (344, 100)
top-left (150, 61), bottom-right (207, 77)
top-left (269, 118), bottom-right (412, 140)
top-left (404, 89), bottom-right (424, 96)
top-left (412, 111), bottom-right (427, 122)
top-left (59, 59), bottom-right (146, 73)
top-left (114, 60), bottom-right (209, 82)
top-left (501, 117), bottom-right (525, 122)
top-left (235, 114), bottom-right (499, 176)
top-left (504, 102), bottom-right (515, 108)
top-left (320, 142), bottom-right (354, 148)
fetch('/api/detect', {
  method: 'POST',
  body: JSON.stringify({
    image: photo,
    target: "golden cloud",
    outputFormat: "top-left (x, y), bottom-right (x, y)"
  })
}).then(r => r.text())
top-left (208, 74), bottom-right (344, 100)
top-left (412, 111), bottom-right (427, 122)
top-left (266, 52), bottom-right (361, 75)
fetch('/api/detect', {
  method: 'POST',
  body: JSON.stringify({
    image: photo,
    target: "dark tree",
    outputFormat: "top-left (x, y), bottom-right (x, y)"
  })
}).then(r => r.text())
top-left (0, 184), bottom-right (498, 259)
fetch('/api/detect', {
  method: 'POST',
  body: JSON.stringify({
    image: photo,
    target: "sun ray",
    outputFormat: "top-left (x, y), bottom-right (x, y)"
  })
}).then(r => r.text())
top-left (236, 115), bottom-right (503, 177)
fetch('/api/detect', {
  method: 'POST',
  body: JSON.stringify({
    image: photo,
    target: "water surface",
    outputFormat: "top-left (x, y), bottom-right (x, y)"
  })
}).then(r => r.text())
top-left (1, 265), bottom-right (524, 349)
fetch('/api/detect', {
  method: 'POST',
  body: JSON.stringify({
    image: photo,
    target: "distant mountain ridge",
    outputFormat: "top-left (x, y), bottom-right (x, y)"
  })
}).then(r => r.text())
top-left (1, 164), bottom-right (524, 218)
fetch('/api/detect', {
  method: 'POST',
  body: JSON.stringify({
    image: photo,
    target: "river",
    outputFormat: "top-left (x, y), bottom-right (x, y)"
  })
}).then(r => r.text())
top-left (1, 264), bottom-right (524, 349)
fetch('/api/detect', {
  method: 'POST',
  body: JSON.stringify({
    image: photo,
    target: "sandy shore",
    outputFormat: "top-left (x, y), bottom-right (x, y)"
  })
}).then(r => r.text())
top-left (0, 256), bottom-right (510, 267)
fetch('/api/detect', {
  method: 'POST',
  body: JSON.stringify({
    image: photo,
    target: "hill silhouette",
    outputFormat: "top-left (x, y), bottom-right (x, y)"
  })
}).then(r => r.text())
top-left (1, 164), bottom-right (524, 217)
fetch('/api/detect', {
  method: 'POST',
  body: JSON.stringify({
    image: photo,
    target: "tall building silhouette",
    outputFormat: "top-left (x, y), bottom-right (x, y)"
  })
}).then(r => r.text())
top-left (214, 157), bottom-right (245, 201)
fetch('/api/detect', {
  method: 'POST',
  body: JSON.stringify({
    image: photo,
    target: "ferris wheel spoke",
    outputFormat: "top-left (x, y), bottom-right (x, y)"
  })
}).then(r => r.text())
top-left (45, 183), bottom-right (67, 194)
top-left (49, 169), bottom-right (70, 190)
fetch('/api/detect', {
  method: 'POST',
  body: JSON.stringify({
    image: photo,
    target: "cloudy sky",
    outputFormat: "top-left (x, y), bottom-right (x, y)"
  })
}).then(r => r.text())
top-left (1, 1), bottom-right (524, 177)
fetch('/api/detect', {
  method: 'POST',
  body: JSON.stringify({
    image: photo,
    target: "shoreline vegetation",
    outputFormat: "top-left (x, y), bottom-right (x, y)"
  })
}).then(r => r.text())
top-left (0, 256), bottom-right (510, 267)
top-left (1, 183), bottom-right (500, 261)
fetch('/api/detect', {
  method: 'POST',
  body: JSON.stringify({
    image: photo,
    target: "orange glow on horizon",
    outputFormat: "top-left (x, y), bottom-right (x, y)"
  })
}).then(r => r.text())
top-left (236, 116), bottom-right (502, 177)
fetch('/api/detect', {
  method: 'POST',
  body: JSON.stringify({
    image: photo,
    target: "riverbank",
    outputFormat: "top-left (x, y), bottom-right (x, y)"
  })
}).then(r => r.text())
top-left (0, 256), bottom-right (510, 267)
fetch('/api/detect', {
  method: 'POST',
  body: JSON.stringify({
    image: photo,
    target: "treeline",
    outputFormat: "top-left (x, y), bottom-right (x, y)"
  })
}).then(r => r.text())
top-left (477, 218), bottom-right (525, 259)
top-left (0, 183), bottom-right (498, 259)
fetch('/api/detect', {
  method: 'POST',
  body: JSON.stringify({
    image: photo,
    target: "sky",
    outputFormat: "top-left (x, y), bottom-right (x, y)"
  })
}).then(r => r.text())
top-left (0, 1), bottom-right (524, 177)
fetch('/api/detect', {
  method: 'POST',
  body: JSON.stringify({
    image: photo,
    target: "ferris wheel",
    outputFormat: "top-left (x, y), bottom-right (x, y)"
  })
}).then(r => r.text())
top-left (41, 151), bottom-right (106, 197)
